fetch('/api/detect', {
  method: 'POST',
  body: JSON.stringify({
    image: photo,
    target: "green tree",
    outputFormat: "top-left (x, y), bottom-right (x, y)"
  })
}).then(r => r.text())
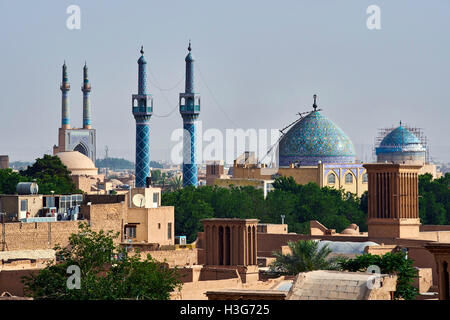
top-left (22, 223), bottom-right (181, 300)
top-left (151, 169), bottom-right (162, 184)
top-left (419, 173), bottom-right (450, 225)
top-left (162, 177), bottom-right (368, 242)
top-left (269, 240), bottom-right (335, 275)
top-left (20, 154), bottom-right (81, 194)
top-left (337, 251), bottom-right (418, 300)
top-left (0, 168), bottom-right (25, 194)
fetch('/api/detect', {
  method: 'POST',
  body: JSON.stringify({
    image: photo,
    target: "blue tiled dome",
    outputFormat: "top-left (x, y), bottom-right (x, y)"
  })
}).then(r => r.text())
top-left (278, 111), bottom-right (356, 166)
top-left (376, 126), bottom-right (425, 154)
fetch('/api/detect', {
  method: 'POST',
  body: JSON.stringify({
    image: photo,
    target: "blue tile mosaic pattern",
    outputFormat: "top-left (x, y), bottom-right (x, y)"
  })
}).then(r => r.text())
top-left (82, 63), bottom-right (91, 127)
top-left (180, 43), bottom-right (200, 187)
top-left (60, 62), bottom-right (70, 126)
top-left (279, 111), bottom-right (356, 166)
top-left (132, 48), bottom-right (153, 188)
top-left (182, 119), bottom-right (198, 187)
top-left (376, 125), bottom-right (425, 154)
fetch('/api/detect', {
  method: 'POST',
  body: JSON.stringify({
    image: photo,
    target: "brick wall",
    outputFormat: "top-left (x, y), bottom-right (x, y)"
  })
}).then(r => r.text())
top-left (2, 221), bottom-right (80, 251)
top-left (140, 248), bottom-right (198, 267)
top-left (0, 269), bottom-right (39, 296)
top-left (1, 202), bottom-right (127, 251)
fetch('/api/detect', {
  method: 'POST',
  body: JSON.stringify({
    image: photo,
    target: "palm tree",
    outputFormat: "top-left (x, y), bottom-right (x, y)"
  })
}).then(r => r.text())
top-left (269, 240), bottom-right (335, 275)
top-left (160, 173), bottom-right (167, 188)
top-left (169, 176), bottom-right (182, 191)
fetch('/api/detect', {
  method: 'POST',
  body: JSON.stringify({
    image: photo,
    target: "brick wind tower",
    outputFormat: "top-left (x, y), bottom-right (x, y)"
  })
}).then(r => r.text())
top-left (179, 41), bottom-right (201, 187)
top-left (132, 46), bottom-right (153, 188)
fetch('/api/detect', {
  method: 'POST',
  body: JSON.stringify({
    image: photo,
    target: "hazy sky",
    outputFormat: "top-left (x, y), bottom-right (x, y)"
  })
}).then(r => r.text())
top-left (0, 0), bottom-right (449, 163)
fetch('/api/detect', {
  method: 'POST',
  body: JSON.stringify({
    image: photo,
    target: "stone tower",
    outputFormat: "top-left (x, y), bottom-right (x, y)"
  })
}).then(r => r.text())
top-left (179, 42), bottom-right (201, 187)
top-left (132, 46), bottom-right (153, 188)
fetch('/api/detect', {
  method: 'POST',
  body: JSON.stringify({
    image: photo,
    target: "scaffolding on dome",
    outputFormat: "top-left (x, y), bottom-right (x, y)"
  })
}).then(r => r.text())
top-left (373, 123), bottom-right (431, 163)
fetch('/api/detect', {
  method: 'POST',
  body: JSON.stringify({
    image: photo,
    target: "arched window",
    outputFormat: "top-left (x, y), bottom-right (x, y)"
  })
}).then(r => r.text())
top-left (362, 173), bottom-right (368, 183)
top-left (345, 173), bottom-right (353, 184)
top-left (327, 173), bottom-right (336, 184)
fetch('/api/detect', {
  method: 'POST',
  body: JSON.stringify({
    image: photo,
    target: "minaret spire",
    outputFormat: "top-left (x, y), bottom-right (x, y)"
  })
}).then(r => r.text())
top-left (313, 94), bottom-right (318, 111)
top-left (179, 41), bottom-right (201, 187)
top-left (82, 62), bottom-right (92, 129)
top-left (60, 61), bottom-right (70, 129)
top-left (132, 46), bottom-right (153, 188)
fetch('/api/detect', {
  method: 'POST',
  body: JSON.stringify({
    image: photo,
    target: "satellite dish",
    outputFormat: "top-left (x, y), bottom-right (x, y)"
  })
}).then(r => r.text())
top-left (132, 194), bottom-right (146, 208)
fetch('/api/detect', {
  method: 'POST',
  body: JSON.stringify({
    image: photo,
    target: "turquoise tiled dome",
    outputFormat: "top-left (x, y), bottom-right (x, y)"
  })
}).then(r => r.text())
top-left (278, 111), bottom-right (356, 166)
top-left (376, 125), bottom-right (425, 154)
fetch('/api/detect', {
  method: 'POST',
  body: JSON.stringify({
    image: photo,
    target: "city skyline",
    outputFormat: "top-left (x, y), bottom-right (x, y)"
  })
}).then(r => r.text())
top-left (0, 0), bottom-right (449, 163)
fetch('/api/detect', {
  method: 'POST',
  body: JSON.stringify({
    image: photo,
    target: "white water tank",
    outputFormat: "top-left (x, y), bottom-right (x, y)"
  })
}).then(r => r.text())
top-left (16, 182), bottom-right (39, 195)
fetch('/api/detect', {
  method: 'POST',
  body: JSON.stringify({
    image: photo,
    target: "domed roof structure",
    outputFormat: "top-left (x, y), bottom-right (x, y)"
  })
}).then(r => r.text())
top-left (278, 111), bottom-right (356, 167)
top-left (56, 151), bottom-right (98, 176)
top-left (376, 125), bottom-right (425, 154)
top-left (375, 124), bottom-right (426, 165)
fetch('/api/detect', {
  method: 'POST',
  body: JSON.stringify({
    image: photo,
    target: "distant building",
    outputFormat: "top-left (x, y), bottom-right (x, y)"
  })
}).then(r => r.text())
top-left (0, 156), bottom-right (9, 169)
top-left (53, 62), bottom-right (96, 163)
top-left (205, 160), bottom-right (228, 186)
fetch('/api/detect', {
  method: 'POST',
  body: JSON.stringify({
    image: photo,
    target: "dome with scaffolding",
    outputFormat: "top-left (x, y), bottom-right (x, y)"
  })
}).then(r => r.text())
top-left (375, 124), bottom-right (426, 164)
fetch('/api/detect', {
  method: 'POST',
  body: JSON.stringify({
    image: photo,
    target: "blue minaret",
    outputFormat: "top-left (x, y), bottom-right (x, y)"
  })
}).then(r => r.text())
top-left (82, 62), bottom-right (92, 129)
top-left (60, 61), bottom-right (70, 129)
top-left (132, 46), bottom-right (153, 187)
top-left (179, 41), bottom-right (200, 187)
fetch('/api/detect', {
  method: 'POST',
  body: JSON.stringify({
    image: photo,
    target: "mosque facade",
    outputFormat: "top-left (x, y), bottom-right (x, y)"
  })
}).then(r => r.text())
top-left (53, 62), bottom-right (96, 163)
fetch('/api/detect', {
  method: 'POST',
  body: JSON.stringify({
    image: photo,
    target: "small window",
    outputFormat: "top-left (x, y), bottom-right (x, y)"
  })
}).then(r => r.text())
top-left (20, 199), bottom-right (28, 212)
top-left (158, 223), bottom-right (161, 229)
top-left (153, 192), bottom-right (159, 204)
top-left (327, 173), bottom-right (336, 184)
top-left (126, 226), bottom-right (137, 239)
top-left (362, 173), bottom-right (368, 183)
top-left (345, 173), bottom-right (353, 184)
top-left (168, 222), bottom-right (172, 239)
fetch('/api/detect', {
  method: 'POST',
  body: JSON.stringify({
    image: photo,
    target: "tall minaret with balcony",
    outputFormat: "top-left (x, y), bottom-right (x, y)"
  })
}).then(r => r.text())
top-left (132, 46), bottom-right (153, 188)
top-left (179, 42), bottom-right (200, 187)
top-left (60, 62), bottom-right (70, 129)
top-left (82, 62), bottom-right (92, 129)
